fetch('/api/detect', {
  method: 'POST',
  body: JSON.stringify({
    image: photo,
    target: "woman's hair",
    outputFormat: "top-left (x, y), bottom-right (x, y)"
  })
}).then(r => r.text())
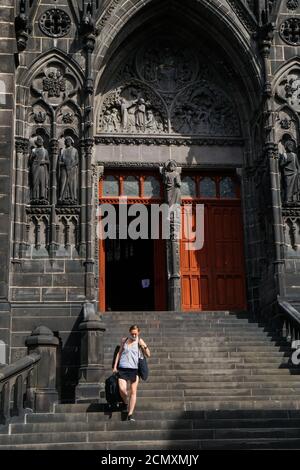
top-left (129, 324), bottom-right (140, 332)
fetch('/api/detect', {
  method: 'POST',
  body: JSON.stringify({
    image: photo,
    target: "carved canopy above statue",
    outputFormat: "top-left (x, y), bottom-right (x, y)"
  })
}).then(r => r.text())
top-left (96, 38), bottom-right (241, 139)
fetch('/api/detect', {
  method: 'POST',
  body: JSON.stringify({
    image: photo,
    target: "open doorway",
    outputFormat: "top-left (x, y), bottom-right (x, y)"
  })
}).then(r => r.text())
top-left (105, 237), bottom-right (155, 311)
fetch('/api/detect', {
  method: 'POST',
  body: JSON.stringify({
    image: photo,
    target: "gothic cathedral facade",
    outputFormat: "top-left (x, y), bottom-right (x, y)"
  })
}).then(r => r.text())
top-left (0, 0), bottom-right (300, 400)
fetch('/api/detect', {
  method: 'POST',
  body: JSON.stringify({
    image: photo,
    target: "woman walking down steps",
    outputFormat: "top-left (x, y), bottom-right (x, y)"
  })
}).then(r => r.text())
top-left (113, 324), bottom-right (151, 421)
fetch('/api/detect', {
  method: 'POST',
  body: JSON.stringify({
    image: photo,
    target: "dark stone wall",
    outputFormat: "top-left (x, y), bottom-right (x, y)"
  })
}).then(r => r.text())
top-left (0, 0), bottom-right (15, 361)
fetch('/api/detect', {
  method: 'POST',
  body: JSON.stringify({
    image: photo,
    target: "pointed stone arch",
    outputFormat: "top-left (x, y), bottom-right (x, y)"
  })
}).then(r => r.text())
top-left (94, 0), bottom-right (262, 117)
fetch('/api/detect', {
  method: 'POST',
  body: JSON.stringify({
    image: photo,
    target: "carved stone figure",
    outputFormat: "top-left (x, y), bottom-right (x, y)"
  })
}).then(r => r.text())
top-left (58, 137), bottom-right (79, 204)
top-left (29, 136), bottom-right (50, 203)
top-left (34, 111), bottom-right (46, 123)
top-left (279, 140), bottom-right (300, 204)
top-left (43, 70), bottom-right (66, 98)
top-left (162, 160), bottom-right (182, 206)
top-left (276, 70), bottom-right (300, 114)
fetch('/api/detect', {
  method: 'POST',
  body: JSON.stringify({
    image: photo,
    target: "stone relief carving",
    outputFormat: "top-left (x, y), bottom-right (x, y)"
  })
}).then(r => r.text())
top-left (276, 68), bottom-right (300, 114)
top-left (275, 108), bottom-right (298, 141)
top-left (29, 136), bottom-right (50, 204)
top-left (97, 37), bottom-right (241, 139)
top-left (98, 82), bottom-right (168, 134)
top-left (33, 111), bottom-right (47, 124)
top-left (279, 139), bottom-right (300, 205)
top-left (136, 41), bottom-right (198, 93)
top-left (39, 9), bottom-right (71, 38)
top-left (280, 18), bottom-right (300, 46)
top-left (58, 137), bottom-right (79, 205)
top-left (171, 81), bottom-right (240, 136)
top-left (31, 64), bottom-right (79, 108)
top-left (42, 69), bottom-right (66, 99)
top-left (287, 0), bottom-right (299, 9)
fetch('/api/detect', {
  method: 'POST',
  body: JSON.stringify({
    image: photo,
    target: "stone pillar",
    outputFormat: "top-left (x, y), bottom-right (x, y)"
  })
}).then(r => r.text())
top-left (167, 217), bottom-right (182, 311)
top-left (161, 161), bottom-right (182, 311)
top-left (25, 326), bottom-right (59, 412)
top-left (75, 302), bottom-right (106, 403)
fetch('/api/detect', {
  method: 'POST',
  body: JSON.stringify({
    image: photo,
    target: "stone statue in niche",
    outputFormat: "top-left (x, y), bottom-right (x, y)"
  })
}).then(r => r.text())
top-left (162, 160), bottom-right (182, 206)
top-left (279, 139), bottom-right (300, 204)
top-left (29, 136), bottom-right (50, 204)
top-left (58, 137), bottom-right (79, 204)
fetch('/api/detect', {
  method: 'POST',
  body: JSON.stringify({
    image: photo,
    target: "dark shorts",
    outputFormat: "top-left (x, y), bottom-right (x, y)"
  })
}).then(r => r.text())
top-left (118, 368), bottom-right (138, 383)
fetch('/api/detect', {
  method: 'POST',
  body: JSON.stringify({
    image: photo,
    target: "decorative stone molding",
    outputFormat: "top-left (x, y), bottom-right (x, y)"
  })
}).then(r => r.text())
top-left (25, 206), bottom-right (51, 215)
top-left (55, 207), bottom-right (81, 215)
top-left (226, 0), bottom-right (257, 33)
top-left (94, 135), bottom-right (244, 146)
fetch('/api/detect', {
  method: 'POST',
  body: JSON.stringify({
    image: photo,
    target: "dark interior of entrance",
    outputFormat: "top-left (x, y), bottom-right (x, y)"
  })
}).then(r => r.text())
top-left (105, 237), bottom-right (155, 311)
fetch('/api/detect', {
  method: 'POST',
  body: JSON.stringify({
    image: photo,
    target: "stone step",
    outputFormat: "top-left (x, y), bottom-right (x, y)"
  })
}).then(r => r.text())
top-left (105, 357), bottom-right (292, 365)
top-left (104, 349), bottom-right (290, 356)
top-left (104, 338), bottom-right (289, 346)
top-left (136, 381), bottom-right (300, 389)
top-left (27, 408), bottom-right (300, 422)
top-left (4, 426), bottom-right (300, 446)
top-left (104, 326), bottom-right (271, 333)
top-left (55, 399), bottom-right (300, 412)
top-left (133, 374), bottom-right (300, 382)
top-left (1, 437), bottom-right (300, 450)
top-left (12, 417), bottom-right (300, 434)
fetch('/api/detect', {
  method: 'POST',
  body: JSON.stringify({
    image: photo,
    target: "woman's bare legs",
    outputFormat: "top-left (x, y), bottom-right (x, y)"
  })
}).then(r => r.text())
top-left (118, 378), bottom-right (128, 404)
top-left (128, 375), bottom-right (139, 417)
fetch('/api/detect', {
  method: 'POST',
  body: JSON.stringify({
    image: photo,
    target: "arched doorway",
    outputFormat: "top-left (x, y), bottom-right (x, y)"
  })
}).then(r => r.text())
top-left (94, 2), bottom-right (259, 312)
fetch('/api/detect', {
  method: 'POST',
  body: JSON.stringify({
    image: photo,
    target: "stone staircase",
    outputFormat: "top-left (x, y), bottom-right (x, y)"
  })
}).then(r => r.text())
top-left (2, 310), bottom-right (300, 449)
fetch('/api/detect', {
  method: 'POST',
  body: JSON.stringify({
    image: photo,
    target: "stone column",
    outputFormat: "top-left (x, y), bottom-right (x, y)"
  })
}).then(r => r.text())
top-left (25, 326), bottom-right (59, 412)
top-left (75, 302), bottom-right (106, 403)
top-left (161, 161), bottom-right (182, 311)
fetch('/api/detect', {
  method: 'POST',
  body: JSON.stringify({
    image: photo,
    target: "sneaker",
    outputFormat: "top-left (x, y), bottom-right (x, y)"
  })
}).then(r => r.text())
top-left (127, 415), bottom-right (135, 421)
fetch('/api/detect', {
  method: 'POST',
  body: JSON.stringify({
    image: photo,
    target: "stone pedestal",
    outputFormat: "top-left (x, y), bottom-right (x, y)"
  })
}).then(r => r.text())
top-left (25, 326), bottom-right (59, 413)
top-left (75, 302), bottom-right (106, 403)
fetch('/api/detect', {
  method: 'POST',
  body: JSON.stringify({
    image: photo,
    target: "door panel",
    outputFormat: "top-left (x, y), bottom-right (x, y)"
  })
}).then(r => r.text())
top-left (181, 201), bottom-right (246, 311)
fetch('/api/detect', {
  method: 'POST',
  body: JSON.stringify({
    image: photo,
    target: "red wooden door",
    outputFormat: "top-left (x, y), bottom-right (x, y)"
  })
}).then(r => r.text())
top-left (180, 174), bottom-right (246, 311)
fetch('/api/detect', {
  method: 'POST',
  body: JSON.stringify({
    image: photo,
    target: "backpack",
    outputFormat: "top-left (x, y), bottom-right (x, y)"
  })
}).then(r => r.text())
top-left (105, 374), bottom-right (122, 406)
